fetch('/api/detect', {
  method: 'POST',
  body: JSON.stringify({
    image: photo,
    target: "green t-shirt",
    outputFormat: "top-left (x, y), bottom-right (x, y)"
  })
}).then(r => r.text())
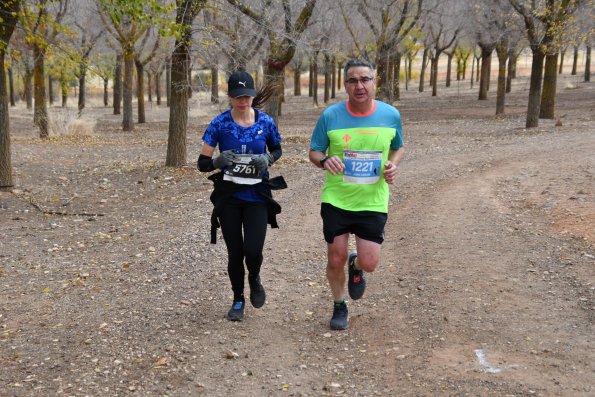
top-left (310, 100), bottom-right (404, 213)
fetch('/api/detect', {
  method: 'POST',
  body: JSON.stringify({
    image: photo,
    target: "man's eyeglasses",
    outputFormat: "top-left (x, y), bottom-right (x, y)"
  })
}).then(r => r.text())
top-left (345, 77), bottom-right (374, 85)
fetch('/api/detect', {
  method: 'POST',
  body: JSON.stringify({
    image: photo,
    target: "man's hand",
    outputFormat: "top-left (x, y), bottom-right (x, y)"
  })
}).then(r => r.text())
top-left (212, 150), bottom-right (237, 169)
top-left (383, 161), bottom-right (398, 184)
top-left (322, 155), bottom-right (345, 175)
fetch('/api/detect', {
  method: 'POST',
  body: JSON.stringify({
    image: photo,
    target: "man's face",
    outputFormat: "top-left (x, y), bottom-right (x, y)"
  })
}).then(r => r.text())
top-left (344, 66), bottom-right (376, 104)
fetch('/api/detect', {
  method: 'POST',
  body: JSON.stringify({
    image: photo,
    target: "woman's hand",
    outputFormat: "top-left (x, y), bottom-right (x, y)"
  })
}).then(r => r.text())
top-left (213, 150), bottom-right (238, 168)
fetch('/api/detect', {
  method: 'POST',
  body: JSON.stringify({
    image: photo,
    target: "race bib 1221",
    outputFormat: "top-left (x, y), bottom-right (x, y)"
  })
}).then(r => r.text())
top-left (343, 150), bottom-right (382, 184)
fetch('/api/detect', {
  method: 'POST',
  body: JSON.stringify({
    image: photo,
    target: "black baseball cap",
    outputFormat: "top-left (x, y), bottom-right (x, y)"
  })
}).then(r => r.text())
top-left (227, 71), bottom-right (256, 98)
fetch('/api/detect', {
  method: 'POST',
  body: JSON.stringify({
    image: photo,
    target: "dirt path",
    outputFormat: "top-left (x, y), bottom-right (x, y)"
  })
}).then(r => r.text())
top-left (380, 130), bottom-right (593, 396)
top-left (1, 78), bottom-right (593, 396)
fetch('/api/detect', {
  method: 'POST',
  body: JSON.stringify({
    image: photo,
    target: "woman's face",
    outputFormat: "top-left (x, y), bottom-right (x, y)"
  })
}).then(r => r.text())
top-left (230, 95), bottom-right (254, 111)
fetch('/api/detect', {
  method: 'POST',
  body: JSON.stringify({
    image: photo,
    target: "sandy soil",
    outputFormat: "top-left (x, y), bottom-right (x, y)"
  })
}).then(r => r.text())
top-left (0, 74), bottom-right (593, 396)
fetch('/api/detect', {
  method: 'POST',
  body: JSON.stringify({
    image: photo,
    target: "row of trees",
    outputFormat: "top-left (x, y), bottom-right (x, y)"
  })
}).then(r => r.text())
top-left (1, 0), bottom-right (593, 189)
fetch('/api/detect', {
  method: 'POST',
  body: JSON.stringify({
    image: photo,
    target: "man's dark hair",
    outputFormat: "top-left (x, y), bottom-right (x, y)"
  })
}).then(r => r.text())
top-left (343, 59), bottom-right (375, 80)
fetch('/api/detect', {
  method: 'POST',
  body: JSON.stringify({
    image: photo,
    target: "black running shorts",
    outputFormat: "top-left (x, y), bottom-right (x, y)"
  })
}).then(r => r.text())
top-left (320, 203), bottom-right (387, 244)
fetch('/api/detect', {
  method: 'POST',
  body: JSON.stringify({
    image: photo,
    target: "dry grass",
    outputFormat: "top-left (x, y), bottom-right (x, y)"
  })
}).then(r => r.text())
top-left (48, 108), bottom-right (95, 136)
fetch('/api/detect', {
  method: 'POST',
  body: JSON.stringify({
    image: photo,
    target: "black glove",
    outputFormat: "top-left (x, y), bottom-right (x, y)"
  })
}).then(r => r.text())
top-left (249, 153), bottom-right (274, 174)
top-left (212, 150), bottom-right (237, 169)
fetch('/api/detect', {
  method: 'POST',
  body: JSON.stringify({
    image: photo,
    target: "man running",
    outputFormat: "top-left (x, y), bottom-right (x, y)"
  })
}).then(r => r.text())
top-left (309, 58), bottom-right (405, 330)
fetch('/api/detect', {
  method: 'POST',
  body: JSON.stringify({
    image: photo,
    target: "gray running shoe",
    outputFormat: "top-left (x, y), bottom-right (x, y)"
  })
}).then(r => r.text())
top-left (330, 301), bottom-right (349, 330)
top-left (226, 300), bottom-right (245, 321)
top-left (348, 252), bottom-right (366, 300)
top-left (249, 276), bottom-right (266, 308)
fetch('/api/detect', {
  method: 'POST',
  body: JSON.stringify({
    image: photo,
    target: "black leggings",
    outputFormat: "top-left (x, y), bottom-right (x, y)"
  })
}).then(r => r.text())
top-left (218, 200), bottom-right (268, 300)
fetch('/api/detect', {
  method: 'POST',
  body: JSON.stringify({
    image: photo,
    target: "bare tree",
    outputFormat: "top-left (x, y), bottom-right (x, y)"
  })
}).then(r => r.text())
top-left (165, 0), bottom-right (207, 167)
top-left (418, 40), bottom-right (432, 92)
top-left (342, 0), bottom-right (423, 102)
top-left (586, 45), bottom-right (592, 82)
top-left (20, 0), bottom-right (69, 138)
top-left (91, 53), bottom-right (115, 106)
top-left (134, 29), bottom-right (161, 124)
top-left (113, 51), bottom-right (122, 114)
top-left (225, 0), bottom-right (318, 125)
top-left (72, 21), bottom-right (102, 113)
top-left (203, 6), bottom-right (265, 72)
top-left (471, 0), bottom-right (519, 113)
top-left (0, 0), bottom-right (21, 189)
top-left (97, 0), bottom-right (172, 131)
top-left (469, 0), bottom-right (501, 101)
top-left (422, 0), bottom-right (459, 97)
top-left (509, 0), bottom-right (580, 127)
top-left (196, 5), bottom-right (266, 105)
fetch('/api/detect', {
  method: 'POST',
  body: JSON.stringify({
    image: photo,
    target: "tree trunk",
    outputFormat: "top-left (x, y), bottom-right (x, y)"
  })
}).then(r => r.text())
top-left (308, 62), bottom-right (313, 97)
top-left (48, 75), bottom-right (54, 105)
top-left (279, 77), bottom-right (284, 110)
top-left (24, 68), bottom-right (33, 109)
top-left (429, 57), bottom-right (435, 88)
top-left (122, 46), bottom-right (134, 131)
top-left (446, 52), bottom-right (453, 87)
top-left (8, 66), bottom-right (15, 107)
top-left (210, 66), bottom-right (218, 103)
top-left (312, 58), bottom-right (318, 107)
top-left (486, 60), bottom-right (491, 91)
top-left (407, 55), bottom-right (413, 88)
top-left (404, 57), bottom-right (409, 91)
top-left (324, 53), bottom-right (330, 103)
top-left (558, 49), bottom-right (566, 74)
top-left (331, 57), bottom-right (336, 99)
top-left (166, 0), bottom-right (205, 167)
top-left (478, 46), bottom-right (492, 100)
top-left (510, 54), bottom-right (518, 79)
top-left (187, 61), bottom-right (192, 99)
top-left (457, 57), bottom-right (463, 81)
top-left (526, 48), bottom-right (545, 128)
top-left (60, 75), bottom-right (68, 107)
top-left (571, 46), bottom-right (578, 75)
top-left (375, 49), bottom-right (391, 101)
top-left (135, 60), bottom-right (145, 124)
top-left (155, 70), bottom-right (162, 106)
top-left (419, 47), bottom-right (429, 92)
top-left (293, 64), bottom-right (301, 96)
top-left (166, 47), bottom-right (190, 166)
top-left (0, 50), bottom-right (13, 188)
top-left (147, 72), bottom-right (152, 103)
top-left (495, 42), bottom-right (508, 115)
top-left (393, 53), bottom-right (401, 101)
top-left (33, 44), bottom-right (48, 138)
top-left (475, 56), bottom-right (481, 82)
top-left (387, 58), bottom-right (394, 99)
top-left (166, 57), bottom-right (171, 107)
top-left (0, 0), bottom-right (19, 189)
top-left (113, 53), bottom-right (122, 115)
top-left (470, 56), bottom-right (475, 89)
top-left (585, 46), bottom-right (591, 82)
top-left (506, 50), bottom-right (516, 93)
top-left (337, 62), bottom-right (342, 90)
top-left (78, 63), bottom-right (86, 113)
top-left (431, 53), bottom-right (440, 97)
top-left (103, 78), bottom-right (109, 106)
top-left (539, 53), bottom-right (558, 119)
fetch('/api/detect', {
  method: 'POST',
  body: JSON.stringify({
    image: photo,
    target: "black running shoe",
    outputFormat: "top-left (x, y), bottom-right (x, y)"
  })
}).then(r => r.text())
top-left (249, 275), bottom-right (266, 308)
top-left (330, 301), bottom-right (349, 330)
top-left (347, 252), bottom-right (366, 300)
top-left (226, 300), bottom-right (245, 321)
